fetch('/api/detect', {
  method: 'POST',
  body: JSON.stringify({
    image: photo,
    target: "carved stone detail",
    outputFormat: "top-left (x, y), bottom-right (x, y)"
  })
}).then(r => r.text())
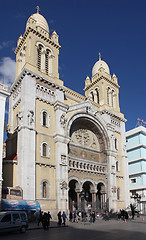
top-left (60, 113), bottom-right (67, 127)
top-left (61, 155), bottom-right (67, 165)
top-left (60, 181), bottom-right (67, 190)
top-left (27, 110), bottom-right (34, 126)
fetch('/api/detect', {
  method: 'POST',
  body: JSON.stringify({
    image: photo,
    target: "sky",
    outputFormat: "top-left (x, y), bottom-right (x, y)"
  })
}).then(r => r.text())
top-left (1, 0), bottom-right (146, 137)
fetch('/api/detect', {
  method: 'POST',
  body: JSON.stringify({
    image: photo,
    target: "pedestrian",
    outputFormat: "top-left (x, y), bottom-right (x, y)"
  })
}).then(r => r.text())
top-left (42, 212), bottom-right (48, 230)
top-left (105, 211), bottom-right (109, 221)
top-left (62, 211), bottom-right (67, 226)
top-left (92, 211), bottom-right (95, 223)
top-left (57, 211), bottom-right (62, 226)
top-left (47, 211), bottom-right (52, 229)
top-left (37, 210), bottom-right (43, 226)
top-left (73, 212), bottom-right (77, 222)
top-left (69, 211), bottom-right (73, 222)
top-left (130, 204), bottom-right (135, 220)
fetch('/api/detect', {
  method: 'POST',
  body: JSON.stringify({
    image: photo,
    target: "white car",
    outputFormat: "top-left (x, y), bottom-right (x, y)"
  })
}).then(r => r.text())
top-left (0, 211), bottom-right (28, 233)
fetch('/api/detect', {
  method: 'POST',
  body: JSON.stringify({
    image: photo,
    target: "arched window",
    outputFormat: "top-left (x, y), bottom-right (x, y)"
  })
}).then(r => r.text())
top-left (43, 181), bottom-right (47, 198)
top-left (43, 111), bottom-right (47, 126)
top-left (107, 87), bottom-right (110, 105)
top-left (115, 138), bottom-right (118, 150)
top-left (90, 91), bottom-right (94, 101)
top-left (116, 161), bottom-right (120, 171)
top-left (45, 49), bottom-right (50, 75)
top-left (37, 44), bottom-right (42, 71)
top-left (41, 180), bottom-right (49, 198)
top-left (111, 89), bottom-right (114, 107)
top-left (15, 113), bottom-right (19, 129)
top-left (41, 110), bottom-right (50, 128)
top-left (41, 142), bottom-right (50, 157)
top-left (117, 187), bottom-right (120, 200)
top-left (96, 88), bottom-right (100, 104)
top-left (43, 143), bottom-right (47, 157)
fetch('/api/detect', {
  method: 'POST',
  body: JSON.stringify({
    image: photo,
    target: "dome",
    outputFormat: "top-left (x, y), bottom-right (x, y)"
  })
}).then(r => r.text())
top-left (26, 12), bottom-right (49, 32)
top-left (92, 53), bottom-right (110, 76)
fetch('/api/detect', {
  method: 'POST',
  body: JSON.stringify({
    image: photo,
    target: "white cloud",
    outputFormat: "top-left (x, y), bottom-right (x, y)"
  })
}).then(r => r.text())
top-left (0, 41), bottom-right (14, 50)
top-left (0, 57), bottom-right (16, 87)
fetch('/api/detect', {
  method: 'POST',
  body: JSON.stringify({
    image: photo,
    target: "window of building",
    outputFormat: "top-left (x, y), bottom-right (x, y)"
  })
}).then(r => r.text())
top-left (116, 161), bottom-right (120, 172)
top-left (43, 143), bottom-right (47, 156)
top-left (37, 44), bottom-right (42, 71)
top-left (90, 91), bottom-right (94, 101)
top-left (43, 181), bottom-right (47, 198)
top-left (43, 111), bottom-right (47, 126)
top-left (41, 110), bottom-right (50, 128)
top-left (41, 142), bottom-right (50, 157)
top-left (41, 180), bottom-right (49, 199)
top-left (45, 49), bottom-right (50, 75)
top-left (115, 138), bottom-right (118, 150)
top-left (117, 187), bottom-right (120, 200)
top-left (131, 178), bottom-right (136, 183)
top-left (107, 87), bottom-right (110, 105)
top-left (95, 88), bottom-right (100, 104)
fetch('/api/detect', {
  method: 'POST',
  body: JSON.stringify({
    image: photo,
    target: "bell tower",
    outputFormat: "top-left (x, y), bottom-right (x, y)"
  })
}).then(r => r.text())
top-left (15, 7), bottom-right (61, 84)
top-left (84, 53), bottom-right (120, 113)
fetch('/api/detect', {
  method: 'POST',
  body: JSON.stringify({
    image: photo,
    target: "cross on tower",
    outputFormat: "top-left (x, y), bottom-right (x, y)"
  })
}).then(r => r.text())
top-left (36, 6), bottom-right (40, 13)
top-left (99, 52), bottom-right (101, 60)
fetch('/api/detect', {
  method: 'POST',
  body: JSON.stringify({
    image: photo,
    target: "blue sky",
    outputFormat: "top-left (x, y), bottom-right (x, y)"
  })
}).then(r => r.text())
top-left (1, 0), bottom-right (146, 136)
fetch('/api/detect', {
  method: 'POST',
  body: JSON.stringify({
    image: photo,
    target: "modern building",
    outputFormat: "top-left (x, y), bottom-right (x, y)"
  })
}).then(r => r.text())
top-left (3, 9), bottom-right (129, 218)
top-left (0, 83), bottom-right (10, 205)
top-left (126, 125), bottom-right (146, 214)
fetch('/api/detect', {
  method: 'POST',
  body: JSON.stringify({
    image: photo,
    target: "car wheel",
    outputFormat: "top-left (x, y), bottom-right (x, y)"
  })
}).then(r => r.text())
top-left (20, 226), bottom-right (26, 233)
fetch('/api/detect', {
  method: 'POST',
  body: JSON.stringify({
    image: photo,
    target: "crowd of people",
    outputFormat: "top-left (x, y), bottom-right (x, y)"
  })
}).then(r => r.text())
top-left (37, 206), bottom-right (138, 230)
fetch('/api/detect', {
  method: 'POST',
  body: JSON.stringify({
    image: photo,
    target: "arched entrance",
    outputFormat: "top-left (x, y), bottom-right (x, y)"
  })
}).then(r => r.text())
top-left (67, 114), bottom-right (109, 213)
top-left (68, 180), bottom-right (78, 212)
top-left (96, 182), bottom-right (106, 211)
top-left (80, 181), bottom-right (93, 212)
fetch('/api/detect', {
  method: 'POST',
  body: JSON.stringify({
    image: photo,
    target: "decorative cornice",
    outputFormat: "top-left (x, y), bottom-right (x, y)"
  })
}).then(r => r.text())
top-left (36, 162), bottom-right (56, 168)
top-left (84, 74), bottom-right (120, 92)
top-left (15, 27), bottom-right (61, 54)
top-left (101, 109), bottom-right (126, 123)
top-left (10, 68), bottom-right (65, 94)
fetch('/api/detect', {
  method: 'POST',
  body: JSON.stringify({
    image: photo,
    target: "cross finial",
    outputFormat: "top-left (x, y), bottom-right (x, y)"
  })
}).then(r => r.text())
top-left (36, 6), bottom-right (40, 13)
top-left (99, 52), bottom-right (101, 60)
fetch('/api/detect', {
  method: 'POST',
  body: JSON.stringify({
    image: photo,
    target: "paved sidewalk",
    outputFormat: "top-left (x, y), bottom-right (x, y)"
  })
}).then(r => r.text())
top-left (28, 216), bottom-right (146, 230)
top-left (28, 220), bottom-right (67, 230)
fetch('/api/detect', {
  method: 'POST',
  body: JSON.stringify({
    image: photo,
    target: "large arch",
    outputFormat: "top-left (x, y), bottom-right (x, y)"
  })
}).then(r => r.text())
top-left (66, 111), bottom-right (111, 213)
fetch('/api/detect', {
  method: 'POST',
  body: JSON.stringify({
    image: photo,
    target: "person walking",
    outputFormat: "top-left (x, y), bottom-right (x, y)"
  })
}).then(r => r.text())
top-left (62, 211), bottom-right (67, 226)
top-left (42, 212), bottom-right (48, 230)
top-left (69, 211), bottom-right (73, 222)
top-left (47, 211), bottom-right (52, 229)
top-left (37, 210), bottom-right (43, 226)
top-left (57, 211), bottom-right (62, 226)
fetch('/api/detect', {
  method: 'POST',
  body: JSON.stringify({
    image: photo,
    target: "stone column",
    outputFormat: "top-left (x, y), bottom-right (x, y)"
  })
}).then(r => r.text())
top-left (0, 84), bottom-right (10, 208)
top-left (17, 74), bottom-right (36, 200)
top-left (54, 97), bottom-right (69, 214)
top-left (75, 191), bottom-right (80, 210)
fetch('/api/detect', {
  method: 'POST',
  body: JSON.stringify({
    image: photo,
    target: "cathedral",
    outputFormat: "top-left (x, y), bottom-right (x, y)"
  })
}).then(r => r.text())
top-left (3, 9), bottom-right (129, 217)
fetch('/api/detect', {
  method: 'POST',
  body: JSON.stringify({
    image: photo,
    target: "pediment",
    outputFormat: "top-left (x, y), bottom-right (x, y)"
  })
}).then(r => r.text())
top-left (68, 100), bottom-right (98, 116)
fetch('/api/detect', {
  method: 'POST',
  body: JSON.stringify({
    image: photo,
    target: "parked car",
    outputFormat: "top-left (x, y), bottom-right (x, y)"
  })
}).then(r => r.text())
top-left (0, 211), bottom-right (28, 233)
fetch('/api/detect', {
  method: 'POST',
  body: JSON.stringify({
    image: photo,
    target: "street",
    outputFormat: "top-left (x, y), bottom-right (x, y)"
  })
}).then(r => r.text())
top-left (1, 218), bottom-right (146, 240)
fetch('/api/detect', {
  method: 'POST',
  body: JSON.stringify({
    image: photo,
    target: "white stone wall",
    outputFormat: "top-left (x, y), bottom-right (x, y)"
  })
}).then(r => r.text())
top-left (17, 75), bottom-right (36, 200)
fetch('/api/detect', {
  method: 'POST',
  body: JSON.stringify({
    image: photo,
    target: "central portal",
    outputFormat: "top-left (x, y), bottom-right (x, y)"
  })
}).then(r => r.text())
top-left (68, 117), bottom-right (108, 213)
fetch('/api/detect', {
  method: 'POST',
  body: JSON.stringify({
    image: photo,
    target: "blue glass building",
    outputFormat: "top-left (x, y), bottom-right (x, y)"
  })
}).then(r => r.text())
top-left (126, 126), bottom-right (146, 214)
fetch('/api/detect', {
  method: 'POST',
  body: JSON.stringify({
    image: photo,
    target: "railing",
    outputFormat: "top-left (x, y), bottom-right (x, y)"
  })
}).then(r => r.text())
top-left (69, 157), bottom-right (107, 175)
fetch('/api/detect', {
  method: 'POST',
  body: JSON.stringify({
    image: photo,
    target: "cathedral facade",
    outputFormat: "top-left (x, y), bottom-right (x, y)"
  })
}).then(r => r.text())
top-left (3, 10), bottom-right (129, 217)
